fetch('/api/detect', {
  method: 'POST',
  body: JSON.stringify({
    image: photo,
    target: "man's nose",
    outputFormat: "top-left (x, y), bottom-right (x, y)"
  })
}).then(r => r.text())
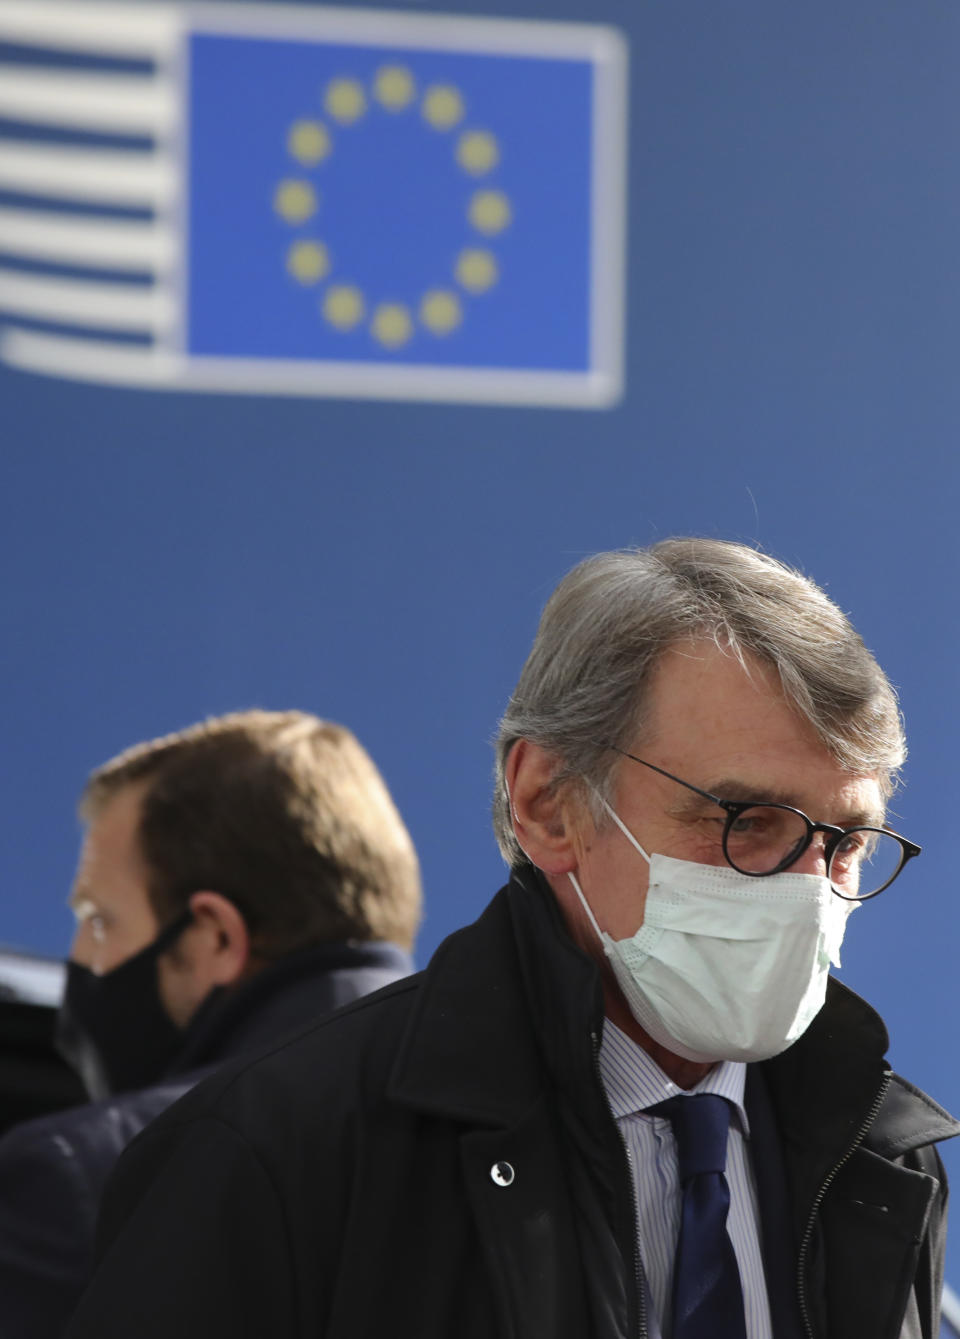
top-left (68, 923), bottom-right (93, 968)
top-left (788, 833), bottom-right (830, 877)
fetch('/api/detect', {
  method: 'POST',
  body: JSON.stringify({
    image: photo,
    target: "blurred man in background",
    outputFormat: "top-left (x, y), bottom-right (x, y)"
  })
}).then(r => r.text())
top-left (0, 710), bottom-right (421, 1337)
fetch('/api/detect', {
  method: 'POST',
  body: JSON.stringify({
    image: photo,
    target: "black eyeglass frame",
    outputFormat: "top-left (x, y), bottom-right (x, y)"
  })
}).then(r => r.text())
top-left (604, 745), bottom-right (921, 900)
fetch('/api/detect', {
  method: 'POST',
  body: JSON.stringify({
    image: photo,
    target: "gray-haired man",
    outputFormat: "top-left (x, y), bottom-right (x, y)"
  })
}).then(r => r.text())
top-left (68, 540), bottom-right (957, 1339)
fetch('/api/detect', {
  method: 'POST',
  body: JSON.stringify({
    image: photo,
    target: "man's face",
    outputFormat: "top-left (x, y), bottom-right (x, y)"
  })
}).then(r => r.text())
top-left (559, 637), bottom-right (886, 948)
top-left (68, 783), bottom-right (160, 975)
top-left (68, 783), bottom-right (201, 1027)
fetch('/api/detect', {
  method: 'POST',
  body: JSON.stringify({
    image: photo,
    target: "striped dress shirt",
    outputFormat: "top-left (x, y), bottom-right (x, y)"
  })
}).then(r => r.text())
top-left (597, 1019), bottom-right (773, 1339)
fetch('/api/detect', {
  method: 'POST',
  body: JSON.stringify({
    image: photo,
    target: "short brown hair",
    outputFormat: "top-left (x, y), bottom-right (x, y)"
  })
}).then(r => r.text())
top-left (83, 711), bottom-right (421, 953)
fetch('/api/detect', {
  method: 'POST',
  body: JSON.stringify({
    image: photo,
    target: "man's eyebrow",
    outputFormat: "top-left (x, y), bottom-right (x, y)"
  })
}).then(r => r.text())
top-left (844, 806), bottom-right (887, 829)
top-left (701, 777), bottom-right (885, 827)
top-left (699, 777), bottom-right (796, 805)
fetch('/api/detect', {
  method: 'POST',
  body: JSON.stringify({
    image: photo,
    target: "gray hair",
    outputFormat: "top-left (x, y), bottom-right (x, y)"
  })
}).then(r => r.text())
top-left (493, 538), bottom-right (905, 867)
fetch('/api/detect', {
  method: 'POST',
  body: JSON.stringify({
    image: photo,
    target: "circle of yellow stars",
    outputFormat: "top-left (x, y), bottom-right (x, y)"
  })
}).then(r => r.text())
top-left (273, 66), bottom-right (510, 352)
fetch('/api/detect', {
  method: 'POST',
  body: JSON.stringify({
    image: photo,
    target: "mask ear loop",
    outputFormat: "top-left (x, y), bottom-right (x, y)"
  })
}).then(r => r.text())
top-left (567, 871), bottom-right (608, 949)
top-left (568, 790), bottom-right (655, 953)
top-left (595, 793), bottom-right (654, 865)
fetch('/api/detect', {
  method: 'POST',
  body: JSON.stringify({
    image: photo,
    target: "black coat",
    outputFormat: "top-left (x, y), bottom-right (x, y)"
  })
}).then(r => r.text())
top-left (66, 874), bottom-right (959, 1339)
top-left (0, 998), bottom-right (86, 1137)
top-left (0, 940), bottom-right (412, 1339)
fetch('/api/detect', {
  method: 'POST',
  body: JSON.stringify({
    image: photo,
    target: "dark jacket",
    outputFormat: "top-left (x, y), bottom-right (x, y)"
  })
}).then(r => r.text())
top-left (0, 997), bottom-right (86, 1137)
top-left (0, 940), bottom-right (412, 1339)
top-left (65, 874), bottom-right (959, 1339)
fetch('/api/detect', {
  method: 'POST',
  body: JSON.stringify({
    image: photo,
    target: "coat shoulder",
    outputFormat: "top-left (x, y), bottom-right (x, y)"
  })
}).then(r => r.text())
top-left (0, 1078), bottom-right (195, 1192)
top-left (132, 971), bottom-right (424, 1147)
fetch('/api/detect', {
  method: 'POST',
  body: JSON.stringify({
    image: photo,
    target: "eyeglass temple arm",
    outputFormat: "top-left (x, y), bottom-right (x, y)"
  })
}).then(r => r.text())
top-left (604, 745), bottom-right (921, 869)
top-left (602, 744), bottom-right (727, 807)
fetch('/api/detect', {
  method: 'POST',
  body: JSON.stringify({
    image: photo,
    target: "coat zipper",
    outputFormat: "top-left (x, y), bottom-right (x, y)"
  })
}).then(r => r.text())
top-left (592, 1030), bottom-right (647, 1339)
top-left (795, 1069), bottom-right (892, 1339)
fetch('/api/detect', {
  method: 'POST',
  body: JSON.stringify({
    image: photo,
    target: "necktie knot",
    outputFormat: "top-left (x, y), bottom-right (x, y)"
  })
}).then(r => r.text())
top-left (650, 1093), bottom-right (732, 1183)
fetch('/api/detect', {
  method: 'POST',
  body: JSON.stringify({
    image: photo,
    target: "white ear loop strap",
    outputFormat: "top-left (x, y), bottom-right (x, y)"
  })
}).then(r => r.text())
top-left (596, 795), bottom-right (653, 865)
top-left (567, 871), bottom-right (605, 943)
top-left (568, 793), bottom-right (653, 947)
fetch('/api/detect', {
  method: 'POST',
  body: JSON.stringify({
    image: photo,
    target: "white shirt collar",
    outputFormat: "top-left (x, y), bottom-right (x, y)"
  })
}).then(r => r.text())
top-left (598, 1018), bottom-right (750, 1136)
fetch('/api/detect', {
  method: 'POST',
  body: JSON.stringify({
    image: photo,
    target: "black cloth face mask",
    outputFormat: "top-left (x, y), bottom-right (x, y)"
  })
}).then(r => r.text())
top-left (56, 908), bottom-right (194, 1100)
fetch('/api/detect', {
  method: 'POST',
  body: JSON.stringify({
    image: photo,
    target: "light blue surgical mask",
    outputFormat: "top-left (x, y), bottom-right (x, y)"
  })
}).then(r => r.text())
top-left (569, 798), bottom-right (855, 1064)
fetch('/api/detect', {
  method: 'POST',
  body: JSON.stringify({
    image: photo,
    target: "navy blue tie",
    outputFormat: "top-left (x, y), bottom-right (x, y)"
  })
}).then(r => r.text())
top-left (651, 1094), bottom-right (748, 1339)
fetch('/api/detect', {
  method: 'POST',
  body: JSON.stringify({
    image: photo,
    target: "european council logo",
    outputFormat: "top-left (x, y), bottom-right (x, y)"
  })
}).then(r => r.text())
top-left (0, 1), bottom-right (627, 407)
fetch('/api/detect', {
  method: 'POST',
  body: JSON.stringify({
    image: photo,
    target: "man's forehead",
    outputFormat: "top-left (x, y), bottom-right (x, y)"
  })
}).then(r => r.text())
top-left (643, 645), bottom-right (845, 762)
top-left (626, 643), bottom-right (886, 823)
top-left (69, 782), bottom-right (151, 899)
top-left (646, 638), bottom-right (783, 709)
top-left (85, 779), bottom-right (148, 835)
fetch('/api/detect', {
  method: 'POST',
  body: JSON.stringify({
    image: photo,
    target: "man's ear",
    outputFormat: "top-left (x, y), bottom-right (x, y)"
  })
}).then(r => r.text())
top-left (185, 891), bottom-right (252, 987)
top-left (505, 740), bottom-right (588, 876)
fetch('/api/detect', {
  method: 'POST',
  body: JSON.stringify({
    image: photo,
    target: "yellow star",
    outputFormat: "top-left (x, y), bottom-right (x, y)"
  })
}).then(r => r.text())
top-left (287, 121), bottom-right (332, 167)
top-left (455, 248), bottom-right (499, 294)
top-left (274, 179), bottom-right (318, 224)
top-left (420, 290), bottom-right (462, 335)
top-left (287, 241), bottom-right (330, 284)
top-left (374, 66), bottom-right (416, 112)
top-left (422, 84), bottom-right (465, 131)
top-left (325, 78), bottom-right (366, 125)
top-left (372, 303), bottom-right (413, 349)
top-left (468, 189), bottom-right (511, 236)
top-left (322, 285), bottom-right (365, 330)
top-left (456, 131), bottom-right (499, 176)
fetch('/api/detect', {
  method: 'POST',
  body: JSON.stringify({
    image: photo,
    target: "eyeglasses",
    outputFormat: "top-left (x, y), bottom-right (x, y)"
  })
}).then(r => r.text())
top-left (605, 746), bottom-right (921, 900)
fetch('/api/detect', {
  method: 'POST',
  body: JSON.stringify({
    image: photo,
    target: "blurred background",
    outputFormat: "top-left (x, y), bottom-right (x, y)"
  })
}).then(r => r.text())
top-left (2, 0), bottom-right (960, 1312)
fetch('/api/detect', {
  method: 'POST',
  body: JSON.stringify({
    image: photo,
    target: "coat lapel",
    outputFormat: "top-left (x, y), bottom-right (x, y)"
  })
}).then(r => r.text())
top-left (460, 1100), bottom-right (592, 1339)
top-left (386, 874), bottom-right (626, 1339)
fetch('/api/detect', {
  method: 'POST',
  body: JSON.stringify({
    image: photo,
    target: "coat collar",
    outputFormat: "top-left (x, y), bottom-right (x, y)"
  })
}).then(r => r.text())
top-left (171, 940), bottom-right (413, 1075)
top-left (867, 1073), bottom-right (960, 1157)
top-left (762, 976), bottom-right (959, 1165)
top-left (388, 869), bottom-right (605, 1127)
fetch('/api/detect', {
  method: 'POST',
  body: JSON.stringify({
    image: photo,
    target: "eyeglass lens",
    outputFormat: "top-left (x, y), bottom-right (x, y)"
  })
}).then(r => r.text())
top-left (724, 806), bottom-right (903, 898)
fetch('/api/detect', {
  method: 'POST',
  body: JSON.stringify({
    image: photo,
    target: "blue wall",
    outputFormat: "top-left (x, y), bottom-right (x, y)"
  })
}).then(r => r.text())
top-left (4, 0), bottom-right (960, 1285)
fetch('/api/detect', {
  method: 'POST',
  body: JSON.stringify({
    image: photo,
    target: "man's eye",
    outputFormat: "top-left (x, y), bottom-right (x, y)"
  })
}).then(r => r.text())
top-left (834, 831), bottom-right (874, 863)
top-left (728, 813), bottom-right (768, 834)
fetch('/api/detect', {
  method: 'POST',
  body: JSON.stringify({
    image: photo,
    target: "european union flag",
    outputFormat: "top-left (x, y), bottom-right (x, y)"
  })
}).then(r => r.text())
top-left (0, 3), bottom-right (625, 406)
top-left (185, 7), bottom-right (626, 405)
